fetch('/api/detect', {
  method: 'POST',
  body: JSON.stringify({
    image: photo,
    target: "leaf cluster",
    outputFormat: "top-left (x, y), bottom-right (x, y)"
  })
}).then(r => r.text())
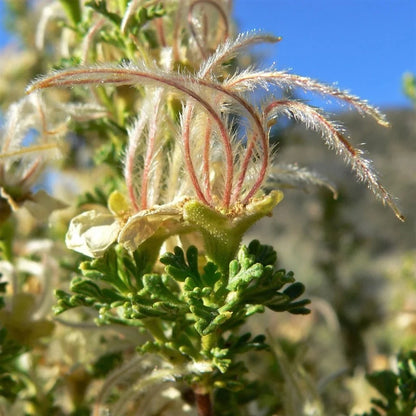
top-left (54, 239), bottom-right (309, 387)
top-left (82, 1), bottom-right (165, 50)
top-left (357, 350), bottom-right (416, 416)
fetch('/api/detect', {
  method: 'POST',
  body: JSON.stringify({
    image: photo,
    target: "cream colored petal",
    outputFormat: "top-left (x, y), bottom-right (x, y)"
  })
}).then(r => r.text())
top-left (65, 210), bottom-right (120, 258)
top-left (118, 205), bottom-right (182, 252)
top-left (118, 216), bottom-right (159, 252)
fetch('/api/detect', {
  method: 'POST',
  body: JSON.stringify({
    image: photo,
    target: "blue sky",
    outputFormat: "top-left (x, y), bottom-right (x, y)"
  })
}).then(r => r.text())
top-left (0, 0), bottom-right (415, 109)
top-left (233, 0), bottom-right (416, 109)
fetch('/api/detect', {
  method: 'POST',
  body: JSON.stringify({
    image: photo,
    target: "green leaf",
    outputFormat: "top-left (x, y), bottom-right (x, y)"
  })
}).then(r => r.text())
top-left (140, 29), bottom-right (159, 48)
top-left (0, 373), bottom-right (25, 402)
top-left (267, 298), bottom-right (311, 314)
top-left (80, 250), bottom-right (132, 294)
top-left (211, 347), bottom-right (232, 373)
top-left (53, 290), bottom-right (95, 314)
top-left (59, 0), bottom-right (82, 26)
top-left (189, 296), bottom-right (218, 335)
top-left (227, 261), bottom-right (263, 291)
top-left (128, 304), bottom-right (167, 319)
top-left (91, 352), bottom-right (123, 378)
top-left (126, 5), bottom-right (166, 39)
top-left (0, 219), bottom-right (14, 261)
top-left (357, 350), bottom-right (416, 416)
top-left (367, 370), bottom-right (397, 401)
top-left (77, 186), bottom-right (109, 207)
top-left (176, 334), bottom-right (200, 359)
top-left (161, 247), bottom-right (187, 280)
top-left (70, 278), bottom-right (124, 304)
top-left (85, 0), bottom-right (122, 25)
top-left (137, 341), bottom-right (161, 355)
top-left (201, 262), bottom-right (222, 287)
top-left (245, 305), bottom-right (264, 316)
top-left (52, 56), bottom-right (82, 71)
top-left (0, 328), bottom-right (26, 366)
top-left (161, 246), bottom-right (202, 286)
top-left (220, 332), bottom-right (269, 356)
top-left (0, 277), bottom-right (7, 310)
top-left (189, 298), bottom-right (217, 321)
top-left (142, 274), bottom-right (184, 306)
top-left (247, 240), bottom-right (277, 267)
top-left (202, 312), bottom-right (233, 335)
top-left (186, 246), bottom-right (199, 277)
top-left (70, 278), bottom-right (103, 299)
top-left (283, 282), bottom-right (306, 299)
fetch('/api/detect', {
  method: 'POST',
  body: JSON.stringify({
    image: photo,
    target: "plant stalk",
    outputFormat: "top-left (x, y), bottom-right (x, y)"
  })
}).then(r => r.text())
top-left (195, 390), bottom-right (213, 416)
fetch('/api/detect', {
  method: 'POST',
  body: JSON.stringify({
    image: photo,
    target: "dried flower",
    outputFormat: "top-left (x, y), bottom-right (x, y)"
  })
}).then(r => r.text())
top-left (0, 94), bottom-right (68, 222)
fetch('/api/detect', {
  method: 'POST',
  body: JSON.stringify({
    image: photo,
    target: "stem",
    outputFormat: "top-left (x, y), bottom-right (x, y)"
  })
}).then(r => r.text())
top-left (188, 0), bottom-right (229, 60)
top-left (201, 333), bottom-right (216, 354)
top-left (195, 389), bottom-right (213, 416)
top-left (143, 318), bottom-right (167, 344)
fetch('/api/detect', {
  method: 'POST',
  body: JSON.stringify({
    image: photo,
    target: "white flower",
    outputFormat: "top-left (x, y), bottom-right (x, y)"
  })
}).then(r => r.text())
top-left (65, 210), bottom-right (121, 258)
top-left (65, 191), bottom-right (188, 258)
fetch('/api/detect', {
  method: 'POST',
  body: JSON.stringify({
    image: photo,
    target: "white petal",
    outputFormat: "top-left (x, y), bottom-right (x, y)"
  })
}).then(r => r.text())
top-left (65, 210), bottom-right (120, 257)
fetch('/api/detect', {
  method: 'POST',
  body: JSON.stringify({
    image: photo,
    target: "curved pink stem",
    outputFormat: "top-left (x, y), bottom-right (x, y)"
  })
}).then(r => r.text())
top-left (19, 159), bottom-right (42, 186)
top-left (29, 68), bottom-right (237, 207)
top-left (264, 100), bottom-right (404, 221)
top-left (182, 104), bottom-right (211, 206)
top-left (125, 116), bottom-right (147, 212)
top-left (226, 71), bottom-right (389, 127)
top-left (155, 17), bottom-right (167, 47)
top-left (188, 0), bottom-right (229, 59)
top-left (200, 82), bottom-right (269, 205)
top-left (140, 93), bottom-right (162, 210)
top-left (202, 119), bottom-right (213, 202)
top-left (232, 135), bottom-right (256, 202)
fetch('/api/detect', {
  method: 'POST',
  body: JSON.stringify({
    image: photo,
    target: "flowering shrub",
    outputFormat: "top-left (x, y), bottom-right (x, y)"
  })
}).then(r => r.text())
top-left (0, 1), bottom-right (408, 415)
